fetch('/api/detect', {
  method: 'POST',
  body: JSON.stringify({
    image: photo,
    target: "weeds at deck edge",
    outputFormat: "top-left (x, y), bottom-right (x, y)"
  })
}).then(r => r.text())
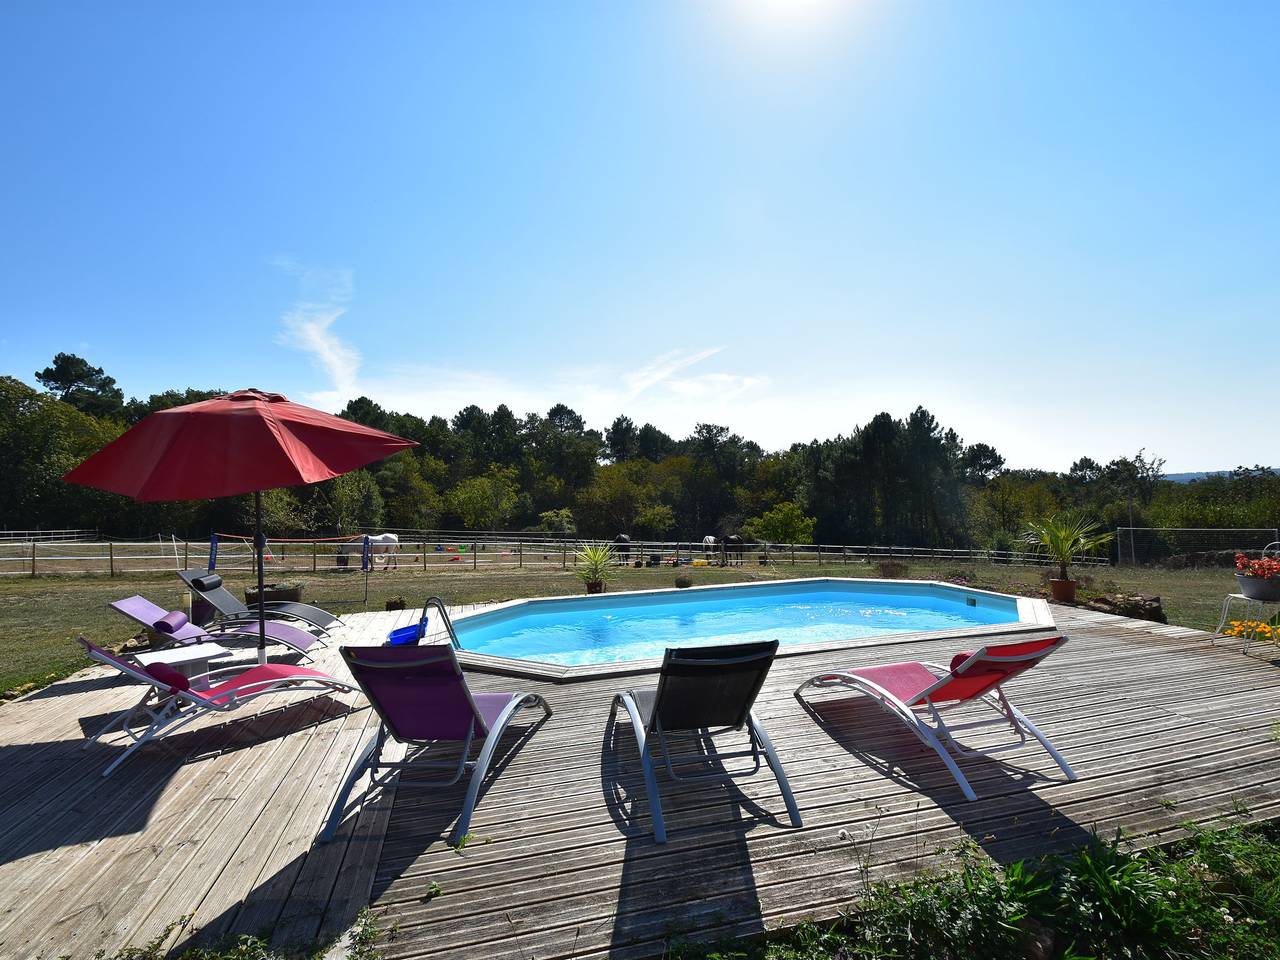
top-left (665, 819), bottom-right (1280, 960)
top-left (67, 819), bottom-right (1280, 960)
top-left (64, 907), bottom-right (385, 960)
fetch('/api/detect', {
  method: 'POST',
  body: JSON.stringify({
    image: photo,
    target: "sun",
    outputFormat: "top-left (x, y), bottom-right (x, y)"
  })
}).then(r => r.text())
top-left (719, 0), bottom-right (860, 49)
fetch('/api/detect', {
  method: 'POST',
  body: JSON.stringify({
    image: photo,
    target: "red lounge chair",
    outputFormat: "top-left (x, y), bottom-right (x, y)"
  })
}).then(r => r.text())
top-left (79, 637), bottom-right (356, 776)
top-left (795, 636), bottom-right (1076, 801)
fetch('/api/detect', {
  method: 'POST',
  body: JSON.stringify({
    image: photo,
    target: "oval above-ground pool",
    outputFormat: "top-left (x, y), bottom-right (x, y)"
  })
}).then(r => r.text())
top-left (451, 578), bottom-right (1055, 678)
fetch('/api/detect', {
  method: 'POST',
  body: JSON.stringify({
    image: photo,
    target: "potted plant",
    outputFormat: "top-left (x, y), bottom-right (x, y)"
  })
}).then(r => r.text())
top-left (245, 581), bottom-right (305, 604)
top-left (1235, 552), bottom-right (1280, 602)
top-left (574, 544), bottom-right (615, 595)
top-left (1023, 512), bottom-right (1113, 603)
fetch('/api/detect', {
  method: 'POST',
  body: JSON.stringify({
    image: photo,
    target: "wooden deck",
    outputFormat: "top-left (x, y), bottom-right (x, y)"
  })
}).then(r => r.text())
top-left (2, 606), bottom-right (1279, 959)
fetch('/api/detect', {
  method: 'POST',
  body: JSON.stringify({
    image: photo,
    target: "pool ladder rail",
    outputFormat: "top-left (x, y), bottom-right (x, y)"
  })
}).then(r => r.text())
top-left (424, 596), bottom-right (463, 649)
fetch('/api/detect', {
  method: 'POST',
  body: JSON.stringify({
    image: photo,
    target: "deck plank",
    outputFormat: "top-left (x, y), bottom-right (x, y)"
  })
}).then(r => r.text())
top-left (0, 604), bottom-right (1277, 959)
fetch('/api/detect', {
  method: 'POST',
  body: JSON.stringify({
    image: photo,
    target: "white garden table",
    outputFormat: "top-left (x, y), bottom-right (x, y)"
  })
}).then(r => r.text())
top-left (133, 641), bottom-right (233, 692)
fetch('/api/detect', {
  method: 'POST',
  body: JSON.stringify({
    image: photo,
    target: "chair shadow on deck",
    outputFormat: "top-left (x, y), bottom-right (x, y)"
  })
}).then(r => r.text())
top-left (602, 712), bottom-right (782, 957)
top-left (798, 694), bottom-right (1094, 864)
top-left (0, 694), bottom-right (358, 867)
top-left (20, 670), bottom-right (128, 701)
top-left (163, 710), bottom-right (550, 956)
top-left (361, 708), bottom-right (553, 856)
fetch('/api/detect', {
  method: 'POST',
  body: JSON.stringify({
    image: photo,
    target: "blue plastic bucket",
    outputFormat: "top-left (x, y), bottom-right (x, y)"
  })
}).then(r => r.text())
top-left (386, 617), bottom-right (428, 646)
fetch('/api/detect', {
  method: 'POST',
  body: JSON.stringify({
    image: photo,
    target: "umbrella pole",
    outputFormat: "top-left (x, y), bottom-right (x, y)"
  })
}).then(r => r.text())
top-left (255, 490), bottom-right (268, 665)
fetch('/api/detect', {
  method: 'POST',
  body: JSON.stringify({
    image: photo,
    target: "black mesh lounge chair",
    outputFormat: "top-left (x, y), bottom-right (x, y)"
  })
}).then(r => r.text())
top-left (178, 569), bottom-right (342, 637)
top-left (610, 640), bottom-right (802, 843)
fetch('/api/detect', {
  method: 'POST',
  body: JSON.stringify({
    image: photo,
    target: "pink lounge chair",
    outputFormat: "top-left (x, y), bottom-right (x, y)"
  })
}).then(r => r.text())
top-left (79, 637), bottom-right (356, 776)
top-left (795, 636), bottom-right (1077, 801)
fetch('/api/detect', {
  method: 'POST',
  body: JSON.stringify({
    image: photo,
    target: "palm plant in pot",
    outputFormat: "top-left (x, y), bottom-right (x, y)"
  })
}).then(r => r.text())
top-left (1024, 511), bottom-right (1114, 603)
top-left (574, 544), bottom-right (615, 595)
top-left (1235, 551), bottom-right (1280, 602)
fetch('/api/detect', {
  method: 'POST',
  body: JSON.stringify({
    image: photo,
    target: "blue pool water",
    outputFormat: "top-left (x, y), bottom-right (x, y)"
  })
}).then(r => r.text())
top-left (453, 579), bottom-right (1020, 666)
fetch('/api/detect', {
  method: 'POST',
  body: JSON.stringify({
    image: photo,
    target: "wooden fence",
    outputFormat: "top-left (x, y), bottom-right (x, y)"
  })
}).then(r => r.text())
top-left (0, 535), bottom-right (1110, 578)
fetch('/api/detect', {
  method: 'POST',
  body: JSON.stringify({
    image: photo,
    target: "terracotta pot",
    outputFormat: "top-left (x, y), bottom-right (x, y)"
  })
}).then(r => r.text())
top-left (1236, 573), bottom-right (1280, 602)
top-left (1049, 578), bottom-right (1076, 603)
top-left (585, 581), bottom-right (605, 595)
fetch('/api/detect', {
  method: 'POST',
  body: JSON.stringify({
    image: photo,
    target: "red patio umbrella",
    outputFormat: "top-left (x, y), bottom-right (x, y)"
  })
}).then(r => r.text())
top-left (65, 389), bottom-right (417, 661)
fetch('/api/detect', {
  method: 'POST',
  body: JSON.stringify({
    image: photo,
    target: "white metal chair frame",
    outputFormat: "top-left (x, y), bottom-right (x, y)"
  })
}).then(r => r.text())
top-left (319, 647), bottom-right (551, 846)
top-left (1214, 545), bottom-right (1280, 654)
top-left (795, 641), bottom-right (1077, 802)
top-left (80, 639), bottom-right (356, 777)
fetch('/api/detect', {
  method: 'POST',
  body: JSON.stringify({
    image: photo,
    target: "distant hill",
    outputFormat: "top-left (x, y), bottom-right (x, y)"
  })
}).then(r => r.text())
top-left (1166, 471), bottom-right (1229, 483)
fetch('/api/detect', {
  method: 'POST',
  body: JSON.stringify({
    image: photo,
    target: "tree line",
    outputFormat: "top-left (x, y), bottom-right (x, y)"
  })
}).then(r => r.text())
top-left (2, 353), bottom-right (1276, 555)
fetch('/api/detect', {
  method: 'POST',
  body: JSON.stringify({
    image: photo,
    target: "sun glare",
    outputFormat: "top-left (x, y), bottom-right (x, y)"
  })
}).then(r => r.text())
top-left (737, 0), bottom-right (848, 32)
top-left (708, 0), bottom-right (865, 56)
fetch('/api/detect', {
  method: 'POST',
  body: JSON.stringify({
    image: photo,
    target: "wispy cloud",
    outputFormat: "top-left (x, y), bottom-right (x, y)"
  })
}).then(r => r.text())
top-left (272, 261), bottom-right (360, 406)
top-left (266, 265), bottom-right (780, 440)
top-left (622, 347), bottom-right (724, 397)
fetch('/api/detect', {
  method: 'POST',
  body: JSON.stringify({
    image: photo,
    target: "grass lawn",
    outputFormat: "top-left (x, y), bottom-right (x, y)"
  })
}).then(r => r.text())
top-left (0, 559), bottom-right (1244, 699)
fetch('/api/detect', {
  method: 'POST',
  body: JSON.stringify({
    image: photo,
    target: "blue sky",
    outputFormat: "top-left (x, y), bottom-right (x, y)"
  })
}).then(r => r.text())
top-left (1, 1), bottom-right (1276, 471)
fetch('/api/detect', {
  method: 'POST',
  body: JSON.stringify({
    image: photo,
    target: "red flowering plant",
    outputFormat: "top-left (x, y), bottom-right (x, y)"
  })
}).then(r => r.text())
top-left (1235, 552), bottom-right (1280, 580)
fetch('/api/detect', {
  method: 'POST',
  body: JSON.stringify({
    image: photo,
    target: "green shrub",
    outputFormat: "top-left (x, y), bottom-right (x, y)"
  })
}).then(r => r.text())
top-left (668, 823), bottom-right (1280, 960)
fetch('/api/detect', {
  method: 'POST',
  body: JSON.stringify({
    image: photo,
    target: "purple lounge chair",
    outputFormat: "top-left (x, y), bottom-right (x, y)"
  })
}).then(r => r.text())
top-left (79, 637), bottom-right (356, 776)
top-left (320, 644), bottom-right (551, 846)
top-left (110, 595), bottom-right (324, 662)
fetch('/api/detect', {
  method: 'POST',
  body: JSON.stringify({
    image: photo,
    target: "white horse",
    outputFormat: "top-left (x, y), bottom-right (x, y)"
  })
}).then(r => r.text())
top-left (702, 535), bottom-right (718, 557)
top-left (335, 533), bottom-right (401, 570)
top-left (368, 533), bottom-right (400, 570)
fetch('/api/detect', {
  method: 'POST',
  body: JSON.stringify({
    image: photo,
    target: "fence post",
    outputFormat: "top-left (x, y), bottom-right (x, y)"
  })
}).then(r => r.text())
top-left (791, 544), bottom-right (796, 565)
top-left (473, 543), bottom-right (478, 570)
top-left (312, 541), bottom-right (318, 572)
top-left (562, 543), bottom-right (567, 569)
top-left (842, 545), bottom-right (847, 565)
top-left (518, 541), bottom-right (523, 568)
top-left (183, 541), bottom-right (190, 569)
top-left (30, 540), bottom-right (36, 577)
top-left (108, 541), bottom-right (115, 577)
top-left (422, 541), bottom-right (427, 571)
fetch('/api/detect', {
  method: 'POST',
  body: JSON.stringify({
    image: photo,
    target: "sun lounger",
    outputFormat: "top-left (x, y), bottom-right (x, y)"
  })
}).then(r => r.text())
top-left (795, 635), bottom-right (1077, 801)
top-left (320, 644), bottom-right (551, 846)
top-left (610, 640), bottom-right (801, 843)
top-left (109, 595), bottom-right (325, 661)
top-left (79, 637), bottom-right (356, 776)
top-left (178, 569), bottom-right (341, 637)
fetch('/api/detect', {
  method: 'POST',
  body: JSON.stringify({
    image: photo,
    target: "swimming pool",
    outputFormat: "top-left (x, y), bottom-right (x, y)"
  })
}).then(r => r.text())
top-left (453, 578), bottom-right (1049, 668)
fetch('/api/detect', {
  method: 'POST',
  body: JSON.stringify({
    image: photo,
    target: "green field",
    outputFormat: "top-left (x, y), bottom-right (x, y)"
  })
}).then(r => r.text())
top-left (0, 560), bottom-right (1244, 699)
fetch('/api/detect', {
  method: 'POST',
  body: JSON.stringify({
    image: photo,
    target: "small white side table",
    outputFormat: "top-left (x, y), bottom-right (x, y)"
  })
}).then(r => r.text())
top-left (1215, 594), bottom-right (1280, 655)
top-left (134, 642), bottom-right (233, 692)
